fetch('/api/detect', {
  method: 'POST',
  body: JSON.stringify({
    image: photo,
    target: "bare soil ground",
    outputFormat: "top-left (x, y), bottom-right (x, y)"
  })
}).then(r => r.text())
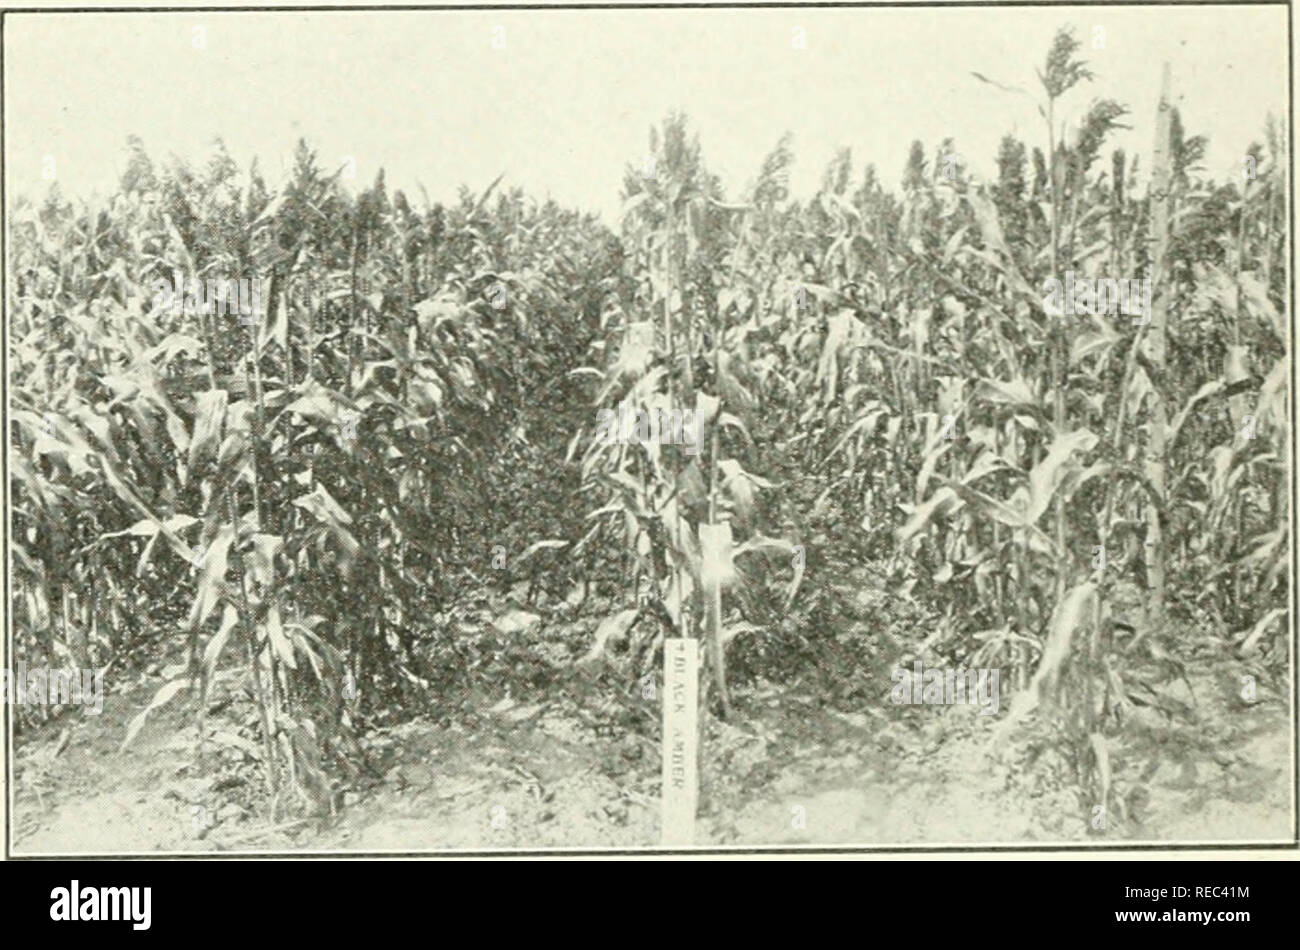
top-left (13, 644), bottom-right (1290, 853)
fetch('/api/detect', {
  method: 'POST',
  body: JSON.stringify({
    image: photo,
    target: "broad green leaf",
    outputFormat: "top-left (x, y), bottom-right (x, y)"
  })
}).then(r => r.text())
top-left (998, 581), bottom-right (1096, 739)
top-left (1236, 607), bottom-right (1285, 655)
top-left (266, 605), bottom-right (296, 670)
top-left (293, 483), bottom-right (354, 527)
top-left (187, 524), bottom-right (235, 631)
top-left (897, 487), bottom-right (961, 543)
top-left (975, 375), bottom-right (1037, 410)
top-left (121, 677), bottom-right (191, 751)
top-left (1027, 429), bottom-right (1098, 524)
top-left (821, 403), bottom-right (888, 469)
top-left (1168, 379), bottom-right (1225, 452)
top-left (203, 605), bottom-right (241, 678)
top-left (103, 513), bottom-right (199, 540)
top-left (188, 388), bottom-right (228, 473)
top-left (581, 608), bottom-right (640, 663)
top-left (518, 539), bottom-right (569, 561)
top-left (247, 534), bottom-right (284, 589)
top-left (1070, 322), bottom-right (1120, 366)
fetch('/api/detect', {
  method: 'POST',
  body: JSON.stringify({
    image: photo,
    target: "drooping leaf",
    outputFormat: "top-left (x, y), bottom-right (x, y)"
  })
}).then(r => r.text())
top-left (121, 677), bottom-right (192, 751)
top-left (187, 524), bottom-right (236, 631)
top-left (975, 375), bottom-right (1037, 410)
top-left (897, 487), bottom-right (961, 544)
top-left (202, 605), bottom-right (241, 678)
top-left (1027, 429), bottom-right (1098, 524)
top-left (581, 608), bottom-right (640, 664)
top-left (998, 581), bottom-right (1096, 740)
top-left (293, 483), bottom-right (354, 527)
top-left (266, 605), bottom-right (296, 670)
top-left (187, 389), bottom-right (228, 474)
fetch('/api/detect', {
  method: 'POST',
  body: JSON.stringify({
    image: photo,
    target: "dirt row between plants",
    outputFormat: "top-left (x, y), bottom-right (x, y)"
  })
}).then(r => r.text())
top-left (13, 655), bottom-right (1290, 852)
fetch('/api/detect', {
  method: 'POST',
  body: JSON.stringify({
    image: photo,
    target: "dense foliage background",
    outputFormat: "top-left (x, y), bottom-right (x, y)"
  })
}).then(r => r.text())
top-left (10, 30), bottom-right (1288, 831)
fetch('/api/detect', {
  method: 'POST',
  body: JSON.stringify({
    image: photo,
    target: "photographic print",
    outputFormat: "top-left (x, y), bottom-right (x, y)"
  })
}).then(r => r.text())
top-left (4, 2), bottom-right (1293, 855)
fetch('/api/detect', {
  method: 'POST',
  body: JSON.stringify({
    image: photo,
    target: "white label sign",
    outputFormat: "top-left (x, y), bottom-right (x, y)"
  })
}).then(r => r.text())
top-left (661, 638), bottom-right (699, 845)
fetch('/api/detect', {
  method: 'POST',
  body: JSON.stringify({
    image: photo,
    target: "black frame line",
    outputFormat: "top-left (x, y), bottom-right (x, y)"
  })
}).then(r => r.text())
top-left (1, 0), bottom-right (1294, 860)
top-left (0, 3), bottom-right (1294, 12)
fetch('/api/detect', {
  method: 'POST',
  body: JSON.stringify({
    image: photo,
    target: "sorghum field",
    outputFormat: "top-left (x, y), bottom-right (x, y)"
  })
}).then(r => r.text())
top-left (8, 28), bottom-right (1291, 850)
